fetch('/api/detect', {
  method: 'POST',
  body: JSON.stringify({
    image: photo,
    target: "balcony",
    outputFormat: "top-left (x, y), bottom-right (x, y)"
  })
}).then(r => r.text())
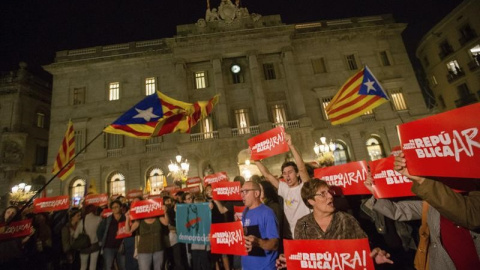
top-left (446, 69), bottom-right (465, 83)
top-left (190, 131), bottom-right (219, 142)
top-left (455, 93), bottom-right (478, 108)
top-left (468, 59), bottom-right (480, 71)
top-left (107, 149), bottom-right (123, 157)
top-left (232, 126), bottom-right (260, 137)
top-left (272, 120), bottom-right (300, 129)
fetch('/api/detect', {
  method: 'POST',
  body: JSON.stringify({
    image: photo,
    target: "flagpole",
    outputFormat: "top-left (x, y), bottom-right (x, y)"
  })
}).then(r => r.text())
top-left (17, 130), bottom-right (104, 216)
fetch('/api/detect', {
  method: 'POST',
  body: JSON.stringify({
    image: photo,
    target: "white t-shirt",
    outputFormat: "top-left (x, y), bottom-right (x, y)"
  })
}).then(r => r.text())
top-left (278, 181), bottom-right (311, 238)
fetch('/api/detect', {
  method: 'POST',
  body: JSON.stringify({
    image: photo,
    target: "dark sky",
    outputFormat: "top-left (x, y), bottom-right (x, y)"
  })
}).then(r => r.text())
top-left (0, 0), bottom-right (462, 77)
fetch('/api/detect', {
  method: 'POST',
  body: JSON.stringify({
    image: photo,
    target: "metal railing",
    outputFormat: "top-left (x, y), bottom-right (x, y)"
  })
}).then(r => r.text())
top-left (272, 120), bottom-right (300, 129)
top-left (190, 131), bottom-right (219, 142)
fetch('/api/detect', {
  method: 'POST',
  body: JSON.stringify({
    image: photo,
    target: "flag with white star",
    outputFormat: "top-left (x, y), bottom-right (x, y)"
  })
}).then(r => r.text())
top-left (325, 65), bottom-right (389, 125)
top-left (103, 91), bottom-right (219, 138)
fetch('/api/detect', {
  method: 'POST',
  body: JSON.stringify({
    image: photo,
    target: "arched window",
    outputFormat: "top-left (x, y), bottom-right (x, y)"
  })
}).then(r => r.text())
top-left (366, 136), bottom-right (385, 161)
top-left (333, 140), bottom-right (350, 165)
top-left (109, 172), bottom-right (126, 197)
top-left (147, 168), bottom-right (166, 195)
top-left (70, 178), bottom-right (86, 206)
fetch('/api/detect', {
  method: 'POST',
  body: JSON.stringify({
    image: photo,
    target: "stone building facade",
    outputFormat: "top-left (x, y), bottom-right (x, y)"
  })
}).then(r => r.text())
top-left (44, 2), bottom-right (430, 201)
top-left (0, 62), bottom-right (51, 208)
top-left (416, 0), bottom-right (480, 111)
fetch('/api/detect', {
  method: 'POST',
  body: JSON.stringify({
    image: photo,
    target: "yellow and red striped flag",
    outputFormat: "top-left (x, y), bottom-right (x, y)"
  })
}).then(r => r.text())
top-left (326, 66), bottom-right (389, 125)
top-left (52, 120), bottom-right (75, 180)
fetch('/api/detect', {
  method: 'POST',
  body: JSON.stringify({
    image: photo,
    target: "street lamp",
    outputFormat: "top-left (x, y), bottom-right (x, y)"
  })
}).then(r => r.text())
top-left (313, 136), bottom-right (336, 167)
top-left (168, 155), bottom-right (190, 187)
top-left (10, 182), bottom-right (35, 206)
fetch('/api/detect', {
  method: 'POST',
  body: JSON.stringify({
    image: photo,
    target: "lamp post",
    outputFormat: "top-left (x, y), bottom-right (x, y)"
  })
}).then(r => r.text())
top-left (313, 136), bottom-right (336, 167)
top-left (168, 155), bottom-right (190, 187)
top-left (10, 182), bottom-right (35, 206)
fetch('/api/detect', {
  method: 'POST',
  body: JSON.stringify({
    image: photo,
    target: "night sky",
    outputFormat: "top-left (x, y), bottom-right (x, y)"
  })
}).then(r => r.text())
top-left (0, 0), bottom-right (463, 77)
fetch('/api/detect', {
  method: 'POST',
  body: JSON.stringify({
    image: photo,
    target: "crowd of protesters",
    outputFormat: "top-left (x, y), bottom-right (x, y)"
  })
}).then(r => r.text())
top-left (1, 133), bottom-right (479, 270)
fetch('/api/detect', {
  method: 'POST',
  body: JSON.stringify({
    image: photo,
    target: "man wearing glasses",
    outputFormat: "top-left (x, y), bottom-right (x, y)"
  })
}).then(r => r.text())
top-left (254, 133), bottom-right (311, 238)
top-left (241, 181), bottom-right (279, 270)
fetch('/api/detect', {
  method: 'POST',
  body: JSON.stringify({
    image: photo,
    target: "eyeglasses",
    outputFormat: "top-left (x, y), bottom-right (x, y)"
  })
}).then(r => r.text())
top-left (240, 189), bottom-right (259, 195)
top-left (313, 189), bottom-right (335, 198)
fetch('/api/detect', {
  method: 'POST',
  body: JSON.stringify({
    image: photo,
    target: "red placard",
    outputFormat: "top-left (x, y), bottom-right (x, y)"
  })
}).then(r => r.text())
top-left (248, 127), bottom-right (289, 160)
top-left (212, 182), bottom-right (242, 201)
top-left (0, 219), bottom-right (33, 240)
top-left (390, 145), bottom-right (402, 157)
top-left (182, 186), bottom-right (201, 194)
top-left (233, 206), bottom-right (245, 221)
top-left (204, 172), bottom-right (229, 186)
top-left (116, 221), bottom-right (132, 239)
top-left (186, 177), bottom-right (202, 187)
top-left (284, 238), bottom-right (374, 270)
top-left (101, 208), bottom-right (113, 218)
top-left (129, 198), bottom-right (164, 220)
top-left (314, 161), bottom-right (370, 195)
top-left (210, 221), bottom-right (247, 256)
top-left (33, 195), bottom-right (70, 213)
top-left (127, 189), bottom-right (143, 200)
top-left (369, 156), bottom-right (414, 198)
top-left (164, 185), bottom-right (181, 195)
top-left (84, 193), bottom-right (108, 206)
top-left (398, 103), bottom-right (480, 178)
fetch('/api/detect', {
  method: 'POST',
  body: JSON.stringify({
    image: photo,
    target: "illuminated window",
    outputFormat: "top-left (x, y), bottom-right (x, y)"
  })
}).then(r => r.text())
top-left (321, 97), bottom-right (332, 120)
top-left (446, 60), bottom-right (461, 74)
top-left (73, 87), bottom-right (85, 105)
top-left (145, 77), bottom-right (156, 95)
top-left (70, 178), bottom-right (86, 206)
top-left (390, 89), bottom-right (408, 111)
top-left (195, 71), bottom-right (208, 89)
top-left (263, 63), bottom-right (276, 80)
top-left (109, 172), bottom-right (126, 197)
top-left (312, 58), bottom-right (327, 74)
top-left (333, 141), bottom-right (350, 165)
top-left (363, 110), bottom-right (373, 115)
top-left (379, 51), bottom-right (391, 66)
top-left (109, 82), bottom-right (120, 101)
top-left (201, 117), bottom-right (214, 139)
top-left (345, 54), bottom-right (358, 70)
top-left (272, 104), bottom-right (287, 126)
top-left (235, 109), bottom-right (250, 134)
top-left (36, 112), bottom-right (45, 128)
top-left (104, 134), bottom-right (124, 149)
top-left (366, 136), bottom-right (385, 161)
top-left (147, 168), bottom-right (166, 195)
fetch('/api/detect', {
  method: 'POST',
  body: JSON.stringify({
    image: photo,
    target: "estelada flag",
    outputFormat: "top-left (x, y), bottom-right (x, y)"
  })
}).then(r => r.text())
top-left (52, 120), bottom-right (75, 180)
top-left (314, 161), bottom-right (371, 195)
top-left (397, 103), bottom-right (480, 178)
top-left (210, 222), bottom-right (247, 256)
top-left (0, 219), bottom-right (34, 240)
top-left (33, 195), bottom-right (70, 213)
top-left (129, 198), bottom-right (164, 220)
top-left (369, 156), bottom-right (414, 199)
top-left (212, 182), bottom-right (242, 201)
top-left (326, 66), bottom-right (389, 125)
top-left (84, 193), bottom-right (108, 207)
top-left (103, 91), bottom-right (219, 139)
top-left (284, 238), bottom-right (374, 270)
top-left (248, 127), bottom-right (289, 160)
top-left (204, 172), bottom-right (229, 186)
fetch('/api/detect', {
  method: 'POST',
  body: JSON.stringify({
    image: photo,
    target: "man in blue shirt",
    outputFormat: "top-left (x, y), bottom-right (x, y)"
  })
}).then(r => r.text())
top-left (241, 181), bottom-right (279, 270)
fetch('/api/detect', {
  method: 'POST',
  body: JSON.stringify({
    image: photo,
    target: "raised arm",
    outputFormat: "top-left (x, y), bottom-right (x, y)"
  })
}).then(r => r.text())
top-left (286, 133), bottom-right (309, 183)
top-left (254, 160), bottom-right (279, 189)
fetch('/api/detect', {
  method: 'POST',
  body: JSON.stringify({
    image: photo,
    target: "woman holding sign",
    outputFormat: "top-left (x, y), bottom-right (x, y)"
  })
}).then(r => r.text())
top-left (125, 204), bottom-right (169, 270)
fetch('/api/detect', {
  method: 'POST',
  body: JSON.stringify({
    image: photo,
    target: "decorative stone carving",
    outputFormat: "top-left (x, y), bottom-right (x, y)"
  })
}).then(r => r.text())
top-left (2, 140), bottom-right (24, 163)
top-left (206, 8), bottom-right (220, 22)
top-left (202, 0), bottom-right (260, 26)
top-left (196, 18), bottom-right (207, 28)
top-left (218, 0), bottom-right (236, 22)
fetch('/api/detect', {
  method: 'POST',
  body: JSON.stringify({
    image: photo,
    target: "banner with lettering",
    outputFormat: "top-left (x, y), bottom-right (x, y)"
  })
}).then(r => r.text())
top-left (186, 177), bottom-right (202, 187)
top-left (182, 185), bottom-right (201, 194)
top-left (369, 156), bottom-right (414, 198)
top-left (84, 193), bottom-right (108, 206)
top-left (127, 189), bottom-right (143, 200)
top-left (176, 203), bottom-right (211, 245)
top-left (101, 208), bottom-right (113, 218)
top-left (0, 219), bottom-right (33, 241)
top-left (116, 221), bottom-right (132, 239)
top-left (212, 182), bottom-right (242, 201)
top-left (314, 161), bottom-right (370, 195)
top-left (204, 172), bottom-right (229, 186)
top-left (398, 103), bottom-right (480, 178)
top-left (210, 221), bottom-right (247, 256)
top-left (129, 198), bottom-right (164, 220)
top-left (164, 185), bottom-right (181, 195)
top-left (234, 206), bottom-right (245, 221)
top-left (248, 127), bottom-right (289, 160)
top-left (284, 238), bottom-right (374, 270)
top-left (33, 195), bottom-right (70, 213)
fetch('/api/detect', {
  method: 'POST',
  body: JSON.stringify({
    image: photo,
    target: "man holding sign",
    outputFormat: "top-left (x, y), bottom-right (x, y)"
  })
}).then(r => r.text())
top-left (254, 133), bottom-right (310, 238)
